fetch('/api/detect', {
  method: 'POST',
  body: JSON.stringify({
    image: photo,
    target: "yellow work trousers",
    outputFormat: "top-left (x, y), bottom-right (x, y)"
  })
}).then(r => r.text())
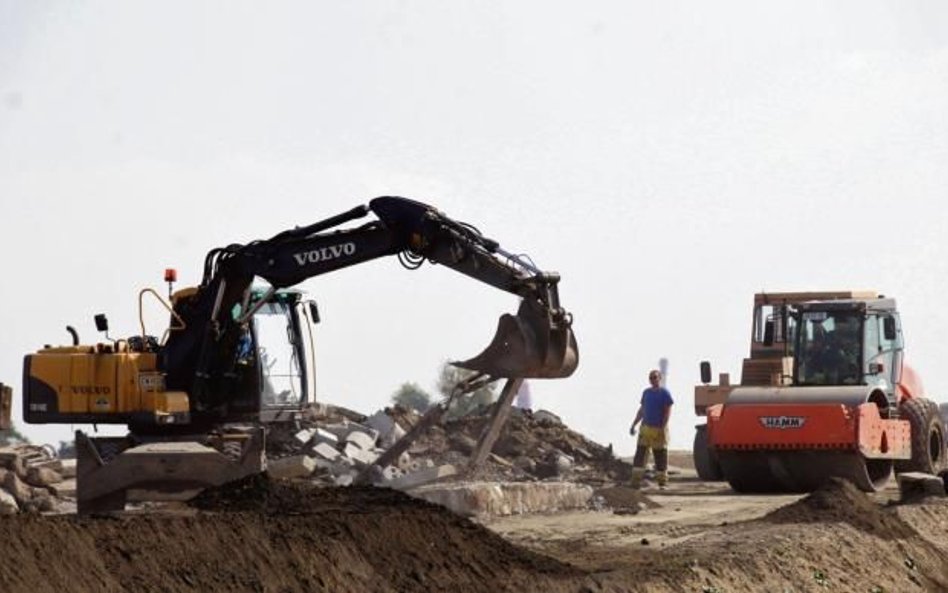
top-left (631, 425), bottom-right (668, 488)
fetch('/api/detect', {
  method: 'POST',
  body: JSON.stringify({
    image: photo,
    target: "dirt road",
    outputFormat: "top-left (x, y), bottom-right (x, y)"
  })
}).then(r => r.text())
top-left (487, 476), bottom-right (805, 552)
top-left (487, 470), bottom-right (948, 592)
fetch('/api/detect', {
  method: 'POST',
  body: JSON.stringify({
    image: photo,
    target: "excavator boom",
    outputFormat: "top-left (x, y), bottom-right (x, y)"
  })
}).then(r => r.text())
top-left (163, 197), bottom-right (577, 421)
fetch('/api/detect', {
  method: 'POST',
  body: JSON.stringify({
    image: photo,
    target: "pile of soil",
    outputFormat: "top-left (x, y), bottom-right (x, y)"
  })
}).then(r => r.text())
top-left (764, 478), bottom-right (916, 539)
top-left (266, 401), bottom-right (633, 489)
top-left (189, 473), bottom-right (318, 513)
top-left (410, 405), bottom-right (634, 485)
top-left (0, 477), bottom-right (585, 593)
top-left (593, 486), bottom-right (660, 514)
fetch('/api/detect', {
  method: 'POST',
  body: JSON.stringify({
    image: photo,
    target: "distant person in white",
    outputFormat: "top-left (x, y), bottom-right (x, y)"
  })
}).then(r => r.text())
top-left (515, 380), bottom-right (532, 410)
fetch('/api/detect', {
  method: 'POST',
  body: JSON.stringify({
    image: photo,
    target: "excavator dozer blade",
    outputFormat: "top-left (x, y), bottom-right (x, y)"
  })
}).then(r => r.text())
top-left (454, 300), bottom-right (578, 379)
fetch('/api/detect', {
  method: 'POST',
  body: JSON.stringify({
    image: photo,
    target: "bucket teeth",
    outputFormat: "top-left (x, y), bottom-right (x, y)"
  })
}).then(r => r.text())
top-left (454, 300), bottom-right (578, 379)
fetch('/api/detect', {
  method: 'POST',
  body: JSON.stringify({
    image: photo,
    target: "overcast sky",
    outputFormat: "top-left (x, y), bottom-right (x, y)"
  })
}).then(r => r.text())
top-left (2, 1), bottom-right (947, 454)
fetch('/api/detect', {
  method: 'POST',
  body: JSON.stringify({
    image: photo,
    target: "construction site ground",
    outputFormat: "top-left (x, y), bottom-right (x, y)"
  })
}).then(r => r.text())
top-left (4, 451), bottom-right (948, 592)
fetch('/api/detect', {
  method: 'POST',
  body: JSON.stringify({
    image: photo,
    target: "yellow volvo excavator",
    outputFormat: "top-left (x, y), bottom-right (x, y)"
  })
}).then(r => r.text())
top-left (21, 197), bottom-right (579, 512)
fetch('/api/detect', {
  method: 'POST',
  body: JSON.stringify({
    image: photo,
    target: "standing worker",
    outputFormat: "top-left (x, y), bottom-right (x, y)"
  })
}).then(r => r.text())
top-left (515, 379), bottom-right (533, 410)
top-left (629, 369), bottom-right (674, 489)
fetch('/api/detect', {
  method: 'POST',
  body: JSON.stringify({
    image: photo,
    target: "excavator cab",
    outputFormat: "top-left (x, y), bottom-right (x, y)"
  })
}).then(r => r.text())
top-left (227, 287), bottom-right (318, 421)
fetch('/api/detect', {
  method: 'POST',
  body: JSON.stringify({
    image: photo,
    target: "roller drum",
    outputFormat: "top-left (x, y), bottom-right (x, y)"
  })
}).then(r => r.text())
top-left (718, 450), bottom-right (893, 493)
top-left (715, 385), bottom-right (895, 493)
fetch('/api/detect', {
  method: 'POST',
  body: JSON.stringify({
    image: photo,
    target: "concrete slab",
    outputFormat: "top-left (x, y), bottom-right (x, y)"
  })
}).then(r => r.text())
top-left (334, 473), bottom-right (355, 487)
top-left (311, 428), bottom-right (339, 447)
top-left (409, 481), bottom-right (593, 517)
top-left (25, 466), bottom-right (63, 487)
top-left (50, 478), bottom-right (77, 499)
top-left (0, 488), bottom-right (17, 514)
top-left (899, 471), bottom-right (945, 500)
top-left (344, 430), bottom-right (378, 451)
top-left (59, 459), bottom-right (77, 479)
top-left (365, 411), bottom-right (407, 448)
top-left (342, 443), bottom-right (379, 467)
top-left (267, 455), bottom-right (317, 480)
top-left (321, 422), bottom-right (352, 439)
top-left (294, 428), bottom-right (316, 447)
top-left (386, 465), bottom-right (457, 491)
top-left (312, 442), bottom-right (340, 461)
top-left (364, 410), bottom-right (395, 436)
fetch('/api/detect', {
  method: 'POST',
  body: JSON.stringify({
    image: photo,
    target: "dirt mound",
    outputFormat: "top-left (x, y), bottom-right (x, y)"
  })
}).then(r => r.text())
top-left (593, 486), bottom-right (660, 513)
top-left (0, 477), bottom-right (585, 593)
top-left (764, 478), bottom-right (916, 539)
top-left (413, 406), bottom-right (633, 484)
top-left (189, 473), bottom-right (324, 513)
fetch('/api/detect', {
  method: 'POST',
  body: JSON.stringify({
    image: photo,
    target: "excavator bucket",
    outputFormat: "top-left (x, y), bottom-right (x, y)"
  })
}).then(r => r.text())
top-left (454, 300), bottom-right (578, 379)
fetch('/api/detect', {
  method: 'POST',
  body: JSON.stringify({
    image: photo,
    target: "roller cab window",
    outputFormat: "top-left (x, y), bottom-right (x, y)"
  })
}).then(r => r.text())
top-left (796, 311), bottom-right (862, 386)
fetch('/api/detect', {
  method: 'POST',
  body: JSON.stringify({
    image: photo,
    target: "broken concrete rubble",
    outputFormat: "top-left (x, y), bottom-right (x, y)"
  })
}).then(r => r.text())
top-left (1, 470), bottom-right (31, 503)
top-left (344, 430), bottom-right (378, 452)
top-left (365, 409), bottom-right (407, 448)
top-left (0, 397), bottom-right (636, 516)
top-left (410, 481), bottom-right (593, 517)
top-left (342, 442), bottom-right (380, 467)
top-left (0, 488), bottom-right (17, 514)
top-left (59, 458), bottom-right (76, 479)
top-left (50, 479), bottom-right (77, 499)
top-left (0, 444), bottom-right (70, 513)
top-left (268, 455), bottom-right (317, 480)
top-left (261, 402), bottom-right (638, 518)
top-left (0, 400), bottom-right (639, 515)
top-left (26, 465), bottom-right (63, 487)
top-left (311, 442), bottom-right (340, 461)
top-left (386, 464), bottom-right (458, 491)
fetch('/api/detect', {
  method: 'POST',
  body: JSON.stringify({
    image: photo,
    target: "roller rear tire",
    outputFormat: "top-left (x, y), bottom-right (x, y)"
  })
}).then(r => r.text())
top-left (693, 425), bottom-right (724, 481)
top-left (895, 398), bottom-right (947, 475)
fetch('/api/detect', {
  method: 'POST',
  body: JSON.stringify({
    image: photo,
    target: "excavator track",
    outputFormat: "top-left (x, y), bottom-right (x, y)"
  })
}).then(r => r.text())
top-left (717, 450), bottom-right (893, 493)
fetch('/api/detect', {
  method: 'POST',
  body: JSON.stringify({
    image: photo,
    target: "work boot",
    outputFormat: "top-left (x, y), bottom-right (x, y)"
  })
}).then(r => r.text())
top-left (630, 467), bottom-right (646, 490)
top-left (656, 470), bottom-right (668, 489)
top-left (654, 449), bottom-right (669, 489)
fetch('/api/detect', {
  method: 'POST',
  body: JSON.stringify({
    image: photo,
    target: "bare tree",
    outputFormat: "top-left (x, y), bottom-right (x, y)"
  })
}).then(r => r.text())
top-left (437, 362), bottom-right (498, 419)
top-left (391, 381), bottom-right (433, 413)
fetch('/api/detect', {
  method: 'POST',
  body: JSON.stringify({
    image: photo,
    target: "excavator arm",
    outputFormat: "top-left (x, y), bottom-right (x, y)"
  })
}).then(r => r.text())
top-left (163, 196), bottom-right (578, 419)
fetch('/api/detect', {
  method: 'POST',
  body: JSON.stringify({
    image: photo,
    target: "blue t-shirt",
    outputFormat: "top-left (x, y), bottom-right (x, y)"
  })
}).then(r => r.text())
top-left (640, 387), bottom-right (673, 427)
